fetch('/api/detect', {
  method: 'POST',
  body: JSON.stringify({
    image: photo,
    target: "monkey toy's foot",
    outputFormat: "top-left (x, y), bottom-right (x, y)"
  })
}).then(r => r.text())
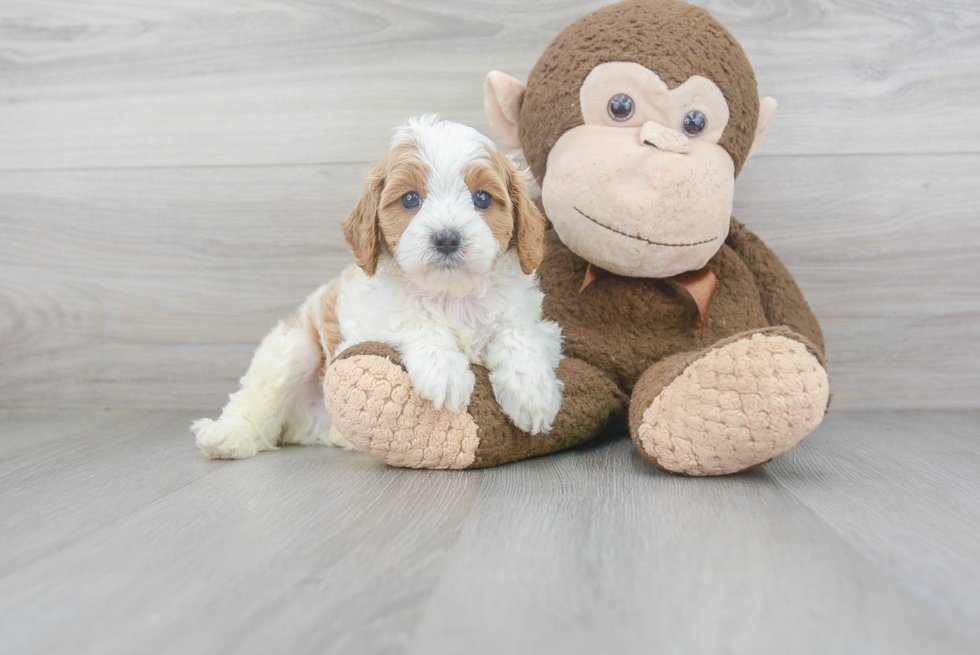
top-left (324, 342), bottom-right (624, 470)
top-left (323, 344), bottom-right (480, 469)
top-left (629, 327), bottom-right (830, 476)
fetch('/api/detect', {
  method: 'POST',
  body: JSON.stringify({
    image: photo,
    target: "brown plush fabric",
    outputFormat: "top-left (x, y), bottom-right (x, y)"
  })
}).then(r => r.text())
top-left (725, 219), bottom-right (826, 355)
top-left (538, 225), bottom-right (771, 393)
top-left (520, 0), bottom-right (760, 181)
top-left (537, 220), bottom-right (827, 389)
top-left (334, 340), bottom-right (403, 369)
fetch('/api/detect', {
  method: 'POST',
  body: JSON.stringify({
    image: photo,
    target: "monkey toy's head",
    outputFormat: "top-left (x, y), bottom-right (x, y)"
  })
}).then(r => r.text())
top-left (485, 0), bottom-right (776, 279)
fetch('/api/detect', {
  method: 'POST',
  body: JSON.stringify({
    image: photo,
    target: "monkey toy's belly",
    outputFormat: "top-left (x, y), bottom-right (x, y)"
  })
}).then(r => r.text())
top-left (538, 228), bottom-right (771, 393)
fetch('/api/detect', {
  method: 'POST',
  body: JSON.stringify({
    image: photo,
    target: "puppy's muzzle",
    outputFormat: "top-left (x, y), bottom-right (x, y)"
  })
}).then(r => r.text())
top-left (432, 229), bottom-right (462, 256)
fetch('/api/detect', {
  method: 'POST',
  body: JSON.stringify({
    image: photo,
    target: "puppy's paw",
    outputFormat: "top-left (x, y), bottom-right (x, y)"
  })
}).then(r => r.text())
top-left (323, 424), bottom-right (355, 450)
top-left (192, 418), bottom-right (260, 459)
top-left (404, 349), bottom-right (476, 413)
top-left (491, 366), bottom-right (564, 435)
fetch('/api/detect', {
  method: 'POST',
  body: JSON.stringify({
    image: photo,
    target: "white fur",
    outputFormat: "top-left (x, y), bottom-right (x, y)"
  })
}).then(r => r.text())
top-left (391, 117), bottom-right (501, 295)
top-left (194, 117), bottom-right (563, 459)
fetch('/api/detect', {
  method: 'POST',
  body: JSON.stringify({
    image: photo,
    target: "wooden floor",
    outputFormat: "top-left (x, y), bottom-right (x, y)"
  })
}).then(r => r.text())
top-left (1, 410), bottom-right (977, 654)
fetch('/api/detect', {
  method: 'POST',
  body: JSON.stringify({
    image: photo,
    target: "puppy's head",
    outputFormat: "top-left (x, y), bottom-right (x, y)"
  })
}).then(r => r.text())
top-left (343, 115), bottom-right (545, 294)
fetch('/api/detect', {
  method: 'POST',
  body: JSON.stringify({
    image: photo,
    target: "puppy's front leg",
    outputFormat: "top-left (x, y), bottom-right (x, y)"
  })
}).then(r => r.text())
top-left (397, 324), bottom-right (475, 413)
top-left (485, 320), bottom-right (564, 435)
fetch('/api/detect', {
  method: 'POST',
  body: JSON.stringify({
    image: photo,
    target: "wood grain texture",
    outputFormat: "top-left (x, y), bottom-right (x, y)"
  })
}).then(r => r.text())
top-left (768, 411), bottom-right (980, 635)
top-left (0, 0), bottom-right (978, 409)
top-left (0, 409), bottom-right (978, 654)
top-left (0, 164), bottom-right (357, 408)
top-left (0, 0), bottom-right (979, 169)
top-left (0, 409), bottom-right (482, 655)
top-left (2, 154), bottom-right (978, 409)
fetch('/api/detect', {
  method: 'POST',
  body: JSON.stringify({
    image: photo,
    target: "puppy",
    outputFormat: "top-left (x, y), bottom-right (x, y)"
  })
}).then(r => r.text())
top-left (193, 116), bottom-right (563, 459)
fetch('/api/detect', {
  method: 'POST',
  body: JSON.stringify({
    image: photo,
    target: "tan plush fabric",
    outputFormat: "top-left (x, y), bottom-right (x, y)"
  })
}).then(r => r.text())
top-left (630, 330), bottom-right (830, 475)
top-left (541, 122), bottom-right (735, 278)
top-left (520, 0), bottom-right (760, 181)
top-left (324, 353), bottom-right (479, 470)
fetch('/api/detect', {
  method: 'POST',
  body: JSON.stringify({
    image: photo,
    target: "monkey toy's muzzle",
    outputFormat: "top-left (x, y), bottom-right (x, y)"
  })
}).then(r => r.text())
top-left (640, 121), bottom-right (691, 154)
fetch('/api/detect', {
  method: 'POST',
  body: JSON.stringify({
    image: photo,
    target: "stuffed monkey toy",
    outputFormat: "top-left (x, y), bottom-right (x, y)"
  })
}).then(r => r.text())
top-left (323, 0), bottom-right (830, 475)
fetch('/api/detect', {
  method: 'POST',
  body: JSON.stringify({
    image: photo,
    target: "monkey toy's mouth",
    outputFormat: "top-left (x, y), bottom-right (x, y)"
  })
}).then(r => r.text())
top-left (573, 207), bottom-right (720, 248)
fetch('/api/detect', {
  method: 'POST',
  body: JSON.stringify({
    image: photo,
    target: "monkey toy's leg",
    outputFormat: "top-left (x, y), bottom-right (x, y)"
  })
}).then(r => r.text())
top-left (628, 327), bottom-right (830, 476)
top-left (323, 342), bottom-right (626, 469)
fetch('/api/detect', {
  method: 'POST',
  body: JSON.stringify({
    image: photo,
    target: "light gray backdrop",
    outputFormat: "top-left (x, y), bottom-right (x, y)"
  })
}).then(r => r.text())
top-left (1, 0), bottom-right (978, 410)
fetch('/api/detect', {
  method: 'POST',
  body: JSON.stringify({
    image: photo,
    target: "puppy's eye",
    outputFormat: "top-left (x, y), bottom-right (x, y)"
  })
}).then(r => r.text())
top-left (682, 110), bottom-right (707, 136)
top-left (473, 190), bottom-right (492, 210)
top-left (607, 94), bottom-right (635, 122)
top-left (401, 191), bottom-right (421, 210)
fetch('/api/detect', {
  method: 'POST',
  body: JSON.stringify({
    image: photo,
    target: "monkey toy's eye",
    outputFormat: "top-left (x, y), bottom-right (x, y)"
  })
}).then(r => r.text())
top-left (401, 191), bottom-right (421, 209)
top-left (682, 110), bottom-right (707, 136)
top-left (473, 190), bottom-right (493, 210)
top-left (607, 94), bottom-right (635, 122)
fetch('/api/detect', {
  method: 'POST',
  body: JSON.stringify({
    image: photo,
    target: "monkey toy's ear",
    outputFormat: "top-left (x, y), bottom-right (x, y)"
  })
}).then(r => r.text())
top-left (484, 71), bottom-right (526, 150)
top-left (746, 97), bottom-right (778, 161)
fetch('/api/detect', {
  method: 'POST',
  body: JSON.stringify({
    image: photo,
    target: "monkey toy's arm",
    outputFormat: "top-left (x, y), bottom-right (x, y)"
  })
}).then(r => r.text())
top-left (725, 218), bottom-right (825, 355)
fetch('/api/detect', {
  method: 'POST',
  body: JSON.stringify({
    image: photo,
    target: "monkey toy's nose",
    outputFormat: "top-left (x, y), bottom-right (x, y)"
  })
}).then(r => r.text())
top-left (640, 121), bottom-right (691, 154)
top-left (432, 229), bottom-right (462, 255)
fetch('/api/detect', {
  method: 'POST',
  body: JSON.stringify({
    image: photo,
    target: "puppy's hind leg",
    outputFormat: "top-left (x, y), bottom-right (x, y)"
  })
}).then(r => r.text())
top-left (193, 316), bottom-right (323, 460)
top-left (279, 281), bottom-right (355, 450)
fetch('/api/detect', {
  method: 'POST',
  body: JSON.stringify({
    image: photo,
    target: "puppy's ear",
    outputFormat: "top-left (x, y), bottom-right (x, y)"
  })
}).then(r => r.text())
top-left (343, 155), bottom-right (386, 275)
top-left (508, 162), bottom-right (545, 274)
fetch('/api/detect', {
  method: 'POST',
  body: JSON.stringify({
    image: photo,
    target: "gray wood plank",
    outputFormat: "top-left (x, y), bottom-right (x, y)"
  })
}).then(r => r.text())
top-left (0, 410), bottom-right (482, 655)
top-left (2, 154), bottom-right (978, 410)
top-left (766, 411), bottom-right (980, 636)
top-left (0, 409), bottom-right (146, 458)
top-left (0, 0), bottom-right (978, 169)
top-left (0, 164), bottom-right (358, 409)
top-left (405, 436), bottom-right (977, 655)
top-left (0, 410), bottom-right (225, 576)
top-left (3, 410), bottom-right (977, 654)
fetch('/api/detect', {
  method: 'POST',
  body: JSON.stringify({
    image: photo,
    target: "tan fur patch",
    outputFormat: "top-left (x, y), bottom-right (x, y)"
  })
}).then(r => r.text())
top-left (464, 155), bottom-right (514, 254)
top-left (377, 140), bottom-right (430, 252)
top-left (343, 139), bottom-right (430, 275)
top-left (315, 278), bottom-right (343, 359)
top-left (343, 159), bottom-right (385, 275)
top-left (493, 148), bottom-right (546, 274)
top-left (295, 277), bottom-right (346, 378)
top-left (464, 148), bottom-right (546, 274)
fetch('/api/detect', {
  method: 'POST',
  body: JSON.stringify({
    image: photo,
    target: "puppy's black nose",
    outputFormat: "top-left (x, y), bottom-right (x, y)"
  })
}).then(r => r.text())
top-left (432, 229), bottom-right (462, 255)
